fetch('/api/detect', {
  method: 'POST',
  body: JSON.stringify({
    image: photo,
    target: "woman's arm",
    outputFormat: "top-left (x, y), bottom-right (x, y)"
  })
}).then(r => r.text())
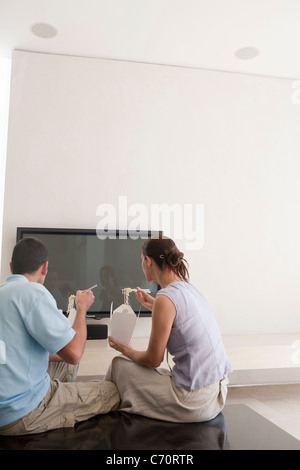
top-left (108, 294), bottom-right (176, 368)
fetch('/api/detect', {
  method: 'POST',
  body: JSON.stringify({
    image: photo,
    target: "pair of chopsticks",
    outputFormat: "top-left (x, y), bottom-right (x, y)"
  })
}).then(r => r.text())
top-left (85, 284), bottom-right (97, 291)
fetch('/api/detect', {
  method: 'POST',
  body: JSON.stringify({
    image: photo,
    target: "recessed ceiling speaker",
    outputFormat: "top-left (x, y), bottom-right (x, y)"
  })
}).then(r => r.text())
top-left (30, 23), bottom-right (58, 39)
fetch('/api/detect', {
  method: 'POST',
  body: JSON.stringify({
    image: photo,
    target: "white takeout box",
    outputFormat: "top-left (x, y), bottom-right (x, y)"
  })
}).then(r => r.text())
top-left (110, 303), bottom-right (137, 346)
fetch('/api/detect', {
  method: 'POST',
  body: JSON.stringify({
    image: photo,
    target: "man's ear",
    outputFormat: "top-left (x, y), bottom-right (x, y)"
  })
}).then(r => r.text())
top-left (9, 261), bottom-right (13, 274)
top-left (40, 261), bottom-right (48, 276)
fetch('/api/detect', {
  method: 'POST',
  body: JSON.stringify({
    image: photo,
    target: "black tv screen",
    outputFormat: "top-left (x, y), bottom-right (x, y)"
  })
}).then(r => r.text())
top-left (16, 228), bottom-right (161, 317)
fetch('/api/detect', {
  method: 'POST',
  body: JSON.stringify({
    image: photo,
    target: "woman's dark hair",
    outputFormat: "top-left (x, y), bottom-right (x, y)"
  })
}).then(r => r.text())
top-left (142, 236), bottom-right (189, 282)
top-left (11, 237), bottom-right (49, 274)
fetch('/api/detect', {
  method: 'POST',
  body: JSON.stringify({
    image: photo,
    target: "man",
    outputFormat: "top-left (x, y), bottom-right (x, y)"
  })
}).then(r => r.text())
top-left (0, 237), bottom-right (119, 435)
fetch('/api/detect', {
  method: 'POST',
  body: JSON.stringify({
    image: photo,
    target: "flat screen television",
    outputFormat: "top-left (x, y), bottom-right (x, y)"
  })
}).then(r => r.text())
top-left (16, 228), bottom-right (161, 317)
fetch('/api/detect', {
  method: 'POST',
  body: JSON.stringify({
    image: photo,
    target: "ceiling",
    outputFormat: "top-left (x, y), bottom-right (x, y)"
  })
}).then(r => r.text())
top-left (1, 0), bottom-right (300, 80)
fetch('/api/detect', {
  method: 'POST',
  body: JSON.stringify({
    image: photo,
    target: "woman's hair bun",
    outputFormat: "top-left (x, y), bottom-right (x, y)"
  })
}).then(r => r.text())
top-left (165, 248), bottom-right (184, 267)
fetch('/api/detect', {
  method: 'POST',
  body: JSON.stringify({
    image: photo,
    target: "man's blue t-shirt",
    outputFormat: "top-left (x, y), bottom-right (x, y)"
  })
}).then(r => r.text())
top-left (0, 275), bottom-right (75, 426)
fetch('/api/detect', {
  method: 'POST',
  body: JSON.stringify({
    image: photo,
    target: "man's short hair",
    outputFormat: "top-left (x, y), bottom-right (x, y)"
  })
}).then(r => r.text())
top-left (11, 237), bottom-right (49, 274)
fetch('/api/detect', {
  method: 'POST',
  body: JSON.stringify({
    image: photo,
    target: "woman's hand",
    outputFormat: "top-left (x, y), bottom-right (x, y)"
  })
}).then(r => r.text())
top-left (107, 294), bottom-right (176, 368)
top-left (134, 287), bottom-right (154, 311)
top-left (108, 336), bottom-right (131, 355)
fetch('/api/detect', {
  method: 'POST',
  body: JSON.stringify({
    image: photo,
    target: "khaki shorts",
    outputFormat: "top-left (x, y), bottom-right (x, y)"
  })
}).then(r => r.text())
top-left (0, 362), bottom-right (120, 436)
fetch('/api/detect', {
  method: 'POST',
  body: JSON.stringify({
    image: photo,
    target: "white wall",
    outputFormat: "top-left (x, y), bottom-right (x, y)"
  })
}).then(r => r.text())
top-left (0, 58), bottom-right (11, 271)
top-left (2, 50), bottom-right (300, 334)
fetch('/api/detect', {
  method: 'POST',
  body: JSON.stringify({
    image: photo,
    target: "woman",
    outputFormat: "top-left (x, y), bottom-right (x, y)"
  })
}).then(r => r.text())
top-left (105, 237), bottom-right (232, 423)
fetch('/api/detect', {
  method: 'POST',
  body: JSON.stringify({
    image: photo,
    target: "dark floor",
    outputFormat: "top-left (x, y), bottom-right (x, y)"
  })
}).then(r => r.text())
top-left (1, 405), bottom-right (300, 451)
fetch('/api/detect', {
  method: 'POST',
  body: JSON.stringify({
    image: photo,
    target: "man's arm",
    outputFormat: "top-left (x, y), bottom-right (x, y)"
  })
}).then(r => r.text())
top-left (56, 290), bottom-right (94, 365)
top-left (49, 353), bottom-right (64, 362)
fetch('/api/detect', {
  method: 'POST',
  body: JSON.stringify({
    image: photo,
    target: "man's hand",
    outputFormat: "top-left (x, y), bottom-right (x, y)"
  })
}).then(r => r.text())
top-left (76, 289), bottom-right (95, 312)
